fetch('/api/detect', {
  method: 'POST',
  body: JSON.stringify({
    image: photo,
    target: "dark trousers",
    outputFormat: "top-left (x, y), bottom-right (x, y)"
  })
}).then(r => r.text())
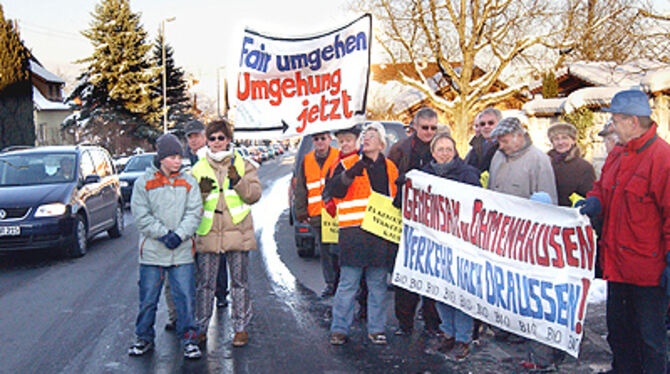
top-left (215, 253), bottom-right (228, 301)
top-left (394, 286), bottom-right (440, 332)
top-left (607, 281), bottom-right (668, 374)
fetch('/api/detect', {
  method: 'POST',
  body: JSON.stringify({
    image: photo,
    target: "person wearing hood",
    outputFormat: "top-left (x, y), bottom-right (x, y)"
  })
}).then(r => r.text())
top-left (128, 133), bottom-right (203, 359)
top-left (191, 119), bottom-right (262, 348)
top-left (488, 117), bottom-right (558, 204)
top-left (546, 122), bottom-right (596, 207)
top-left (421, 132), bottom-right (480, 361)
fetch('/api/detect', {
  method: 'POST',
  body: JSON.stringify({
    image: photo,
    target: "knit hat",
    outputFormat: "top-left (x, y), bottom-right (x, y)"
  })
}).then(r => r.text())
top-left (490, 117), bottom-right (524, 138)
top-left (184, 119), bottom-right (205, 136)
top-left (547, 122), bottom-right (577, 141)
top-left (155, 133), bottom-right (184, 163)
top-left (363, 122), bottom-right (387, 149)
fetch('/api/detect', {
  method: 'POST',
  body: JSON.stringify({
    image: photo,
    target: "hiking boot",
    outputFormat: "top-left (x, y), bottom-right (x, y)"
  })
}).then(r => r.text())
top-left (232, 331), bottom-right (248, 347)
top-left (368, 332), bottom-right (388, 345)
top-left (329, 332), bottom-right (347, 345)
top-left (451, 342), bottom-right (470, 361)
top-left (164, 320), bottom-right (176, 331)
top-left (128, 339), bottom-right (154, 356)
top-left (183, 343), bottom-right (202, 359)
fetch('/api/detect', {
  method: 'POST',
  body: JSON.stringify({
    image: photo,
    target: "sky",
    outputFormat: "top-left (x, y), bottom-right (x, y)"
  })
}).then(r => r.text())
top-left (2, 0), bottom-right (358, 104)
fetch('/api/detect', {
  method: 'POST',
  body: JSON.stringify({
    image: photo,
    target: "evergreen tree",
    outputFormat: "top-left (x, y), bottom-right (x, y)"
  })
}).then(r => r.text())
top-left (0, 5), bottom-right (35, 148)
top-left (66, 0), bottom-right (161, 148)
top-left (151, 32), bottom-right (192, 130)
top-left (542, 71), bottom-right (559, 98)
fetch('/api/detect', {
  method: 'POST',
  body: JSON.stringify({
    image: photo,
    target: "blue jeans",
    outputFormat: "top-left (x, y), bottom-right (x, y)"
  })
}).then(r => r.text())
top-left (435, 301), bottom-right (473, 343)
top-left (135, 264), bottom-right (197, 345)
top-left (330, 266), bottom-right (387, 335)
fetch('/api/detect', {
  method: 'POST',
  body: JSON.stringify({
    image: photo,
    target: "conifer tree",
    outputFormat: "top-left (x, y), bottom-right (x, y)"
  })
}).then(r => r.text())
top-left (151, 32), bottom-right (192, 130)
top-left (66, 0), bottom-right (161, 147)
top-left (0, 4), bottom-right (35, 148)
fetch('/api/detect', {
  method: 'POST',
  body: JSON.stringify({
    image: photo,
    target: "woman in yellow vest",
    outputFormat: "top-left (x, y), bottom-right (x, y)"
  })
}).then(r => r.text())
top-left (325, 122), bottom-right (399, 346)
top-left (191, 119), bottom-right (261, 347)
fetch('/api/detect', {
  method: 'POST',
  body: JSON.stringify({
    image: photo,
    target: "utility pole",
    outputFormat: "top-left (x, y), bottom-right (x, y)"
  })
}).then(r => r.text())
top-left (161, 17), bottom-right (176, 133)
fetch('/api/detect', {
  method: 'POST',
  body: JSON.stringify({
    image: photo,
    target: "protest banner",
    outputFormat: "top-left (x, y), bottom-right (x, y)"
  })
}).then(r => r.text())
top-left (360, 191), bottom-right (402, 243)
top-left (234, 14), bottom-right (371, 140)
top-left (392, 170), bottom-right (596, 357)
top-left (321, 208), bottom-right (338, 243)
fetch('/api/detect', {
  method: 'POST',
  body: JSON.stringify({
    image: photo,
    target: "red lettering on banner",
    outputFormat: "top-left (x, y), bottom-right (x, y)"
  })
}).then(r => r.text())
top-left (563, 228), bottom-right (579, 268)
top-left (549, 226), bottom-right (564, 268)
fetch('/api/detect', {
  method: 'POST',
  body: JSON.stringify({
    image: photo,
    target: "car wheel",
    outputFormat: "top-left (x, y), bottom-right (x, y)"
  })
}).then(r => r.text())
top-left (108, 203), bottom-right (124, 238)
top-left (68, 215), bottom-right (88, 258)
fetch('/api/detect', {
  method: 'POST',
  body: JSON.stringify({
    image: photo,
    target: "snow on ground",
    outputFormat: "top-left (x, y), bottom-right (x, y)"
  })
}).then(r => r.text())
top-left (252, 174), bottom-right (296, 291)
top-left (588, 278), bottom-right (607, 305)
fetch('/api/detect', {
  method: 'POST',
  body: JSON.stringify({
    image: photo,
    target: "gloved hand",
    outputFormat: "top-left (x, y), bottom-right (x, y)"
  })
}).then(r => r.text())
top-left (574, 196), bottom-right (602, 218)
top-left (324, 199), bottom-right (337, 218)
top-left (198, 177), bottom-right (215, 194)
top-left (158, 230), bottom-right (182, 250)
top-left (345, 160), bottom-right (366, 179)
top-left (660, 252), bottom-right (670, 296)
top-left (228, 165), bottom-right (241, 186)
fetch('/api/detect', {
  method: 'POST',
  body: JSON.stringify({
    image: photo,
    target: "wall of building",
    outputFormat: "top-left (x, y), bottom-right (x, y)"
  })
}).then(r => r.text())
top-left (34, 110), bottom-right (74, 145)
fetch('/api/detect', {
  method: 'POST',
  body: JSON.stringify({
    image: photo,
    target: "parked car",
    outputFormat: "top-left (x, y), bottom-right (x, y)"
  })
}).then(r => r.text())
top-left (288, 121), bottom-right (408, 258)
top-left (118, 153), bottom-right (155, 205)
top-left (0, 145), bottom-right (124, 257)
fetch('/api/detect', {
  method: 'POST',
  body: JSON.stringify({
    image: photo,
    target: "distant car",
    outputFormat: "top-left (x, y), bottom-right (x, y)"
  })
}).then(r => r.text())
top-left (118, 153), bottom-right (155, 205)
top-left (0, 145), bottom-right (124, 257)
top-left (289, 121), bottom-right (408, 258)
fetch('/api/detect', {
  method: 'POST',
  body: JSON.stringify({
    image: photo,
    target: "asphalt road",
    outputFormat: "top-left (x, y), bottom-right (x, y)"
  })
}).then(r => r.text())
top-left (0, 152), bottom-right (615, 374)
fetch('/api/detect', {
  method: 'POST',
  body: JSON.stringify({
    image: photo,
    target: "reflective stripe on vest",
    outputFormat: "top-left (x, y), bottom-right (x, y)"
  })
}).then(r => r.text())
top-left (337, 154), bottom-right (398, 228)
top-left (191, 151), bottom-right (250, 235)
top-left (304, 147), bottom-right (339, 217)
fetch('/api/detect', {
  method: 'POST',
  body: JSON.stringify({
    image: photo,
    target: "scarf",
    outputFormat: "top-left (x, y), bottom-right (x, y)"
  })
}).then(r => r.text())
top-left (206, 147), bottom-right (232, 163)
top-left (430, 159), bottom-right (458, 177)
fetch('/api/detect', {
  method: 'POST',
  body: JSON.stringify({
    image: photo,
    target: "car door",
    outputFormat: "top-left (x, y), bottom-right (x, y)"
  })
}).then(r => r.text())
top-left (78, 150), bottom-right (105, 233)
top-left (90, 148), bottom-right (117, 229)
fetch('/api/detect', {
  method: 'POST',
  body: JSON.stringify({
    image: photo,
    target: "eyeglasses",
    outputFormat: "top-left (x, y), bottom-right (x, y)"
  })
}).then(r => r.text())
top-left (208, 135), bottom-right (227, 142)
top-left (312, 135), bottom-right (328, 141)
top-left (421, 126), bottom-right (438, 131)
top-left (477, 120), bottom-right (496, 127)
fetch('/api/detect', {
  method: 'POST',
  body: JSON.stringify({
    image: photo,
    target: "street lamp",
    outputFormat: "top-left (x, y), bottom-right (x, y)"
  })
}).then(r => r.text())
top-left (161, 16), bottom-right (176, 133)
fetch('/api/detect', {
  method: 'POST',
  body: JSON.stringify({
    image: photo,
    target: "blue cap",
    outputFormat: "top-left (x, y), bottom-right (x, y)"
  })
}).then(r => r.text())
top-left (603, 90), bottom-right (651, 116)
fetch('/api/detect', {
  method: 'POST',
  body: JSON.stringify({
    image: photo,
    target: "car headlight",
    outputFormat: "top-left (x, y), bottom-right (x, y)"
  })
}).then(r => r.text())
top-left (119, 180), bottom-right (129, 188)
top-left (35, 203), bottom-right (67, 217)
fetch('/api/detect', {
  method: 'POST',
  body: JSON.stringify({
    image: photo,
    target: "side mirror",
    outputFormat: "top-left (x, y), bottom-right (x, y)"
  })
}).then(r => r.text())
top-left (83, 174), bottom-right (101, 185)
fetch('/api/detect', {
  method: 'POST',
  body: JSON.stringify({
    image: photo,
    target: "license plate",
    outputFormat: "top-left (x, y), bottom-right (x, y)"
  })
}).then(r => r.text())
top-left (0, 226), bottom-right (20, 236)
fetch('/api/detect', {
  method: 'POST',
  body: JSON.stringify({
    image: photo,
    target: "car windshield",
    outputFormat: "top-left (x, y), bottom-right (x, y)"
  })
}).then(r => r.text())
top-left (124, 155), bottom-right (154, 172)
top-left (0, 153), bottom-right (77, 187)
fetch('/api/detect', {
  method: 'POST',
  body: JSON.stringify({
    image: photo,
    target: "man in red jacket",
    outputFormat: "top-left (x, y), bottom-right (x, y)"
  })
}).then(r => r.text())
top-left (578, 89), bottom-right (670, 374)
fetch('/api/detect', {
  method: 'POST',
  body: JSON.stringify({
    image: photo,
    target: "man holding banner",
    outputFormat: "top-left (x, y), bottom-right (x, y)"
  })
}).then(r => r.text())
top-left (327, 123), bottom-right (398, 345)
top-left (294, 131), bottom-right (341, 297)
top-left (579, 90), bottom-right (670, 374)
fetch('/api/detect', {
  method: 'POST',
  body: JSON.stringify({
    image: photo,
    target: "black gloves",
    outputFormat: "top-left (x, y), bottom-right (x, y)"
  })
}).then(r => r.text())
top-left (345, 160), bottom-right (366, 179)
top-left (198, 177), bottom-right (215, 194)
top-left (158, 230), bottom-right (182, 250)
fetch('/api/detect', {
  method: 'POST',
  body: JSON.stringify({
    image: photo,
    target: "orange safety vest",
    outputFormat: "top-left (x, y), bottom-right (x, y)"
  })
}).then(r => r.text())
top-left (304, 147), bottom-right (339, 217)
top-left (337, 154), bottom-right (398, 228)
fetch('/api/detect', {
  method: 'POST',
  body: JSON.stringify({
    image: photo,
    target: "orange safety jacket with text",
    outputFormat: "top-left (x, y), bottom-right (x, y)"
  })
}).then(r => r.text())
top-left (304, 147), bottom-right (339, 217)
top-left (337, 154), bottom-right (398, 228)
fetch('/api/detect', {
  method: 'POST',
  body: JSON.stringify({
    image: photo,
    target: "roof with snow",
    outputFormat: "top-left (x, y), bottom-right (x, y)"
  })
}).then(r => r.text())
top-left (562, 86), bottom-right (630, 114)
top-left (640, 67), bottom-right (670, 94)
top-left (522, 97), bottom-right (567, 116)
top-left (29, 60), bottom-right (65, 84)
top-left (33, 88), bottom-right (71, 111)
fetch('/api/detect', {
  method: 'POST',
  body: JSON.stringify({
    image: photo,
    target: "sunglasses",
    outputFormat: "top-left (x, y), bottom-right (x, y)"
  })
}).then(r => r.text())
top-left (421, 126), bottom-right (438, 131)
top-left (208, 135), bottom-right (227, 142)
top-left (478, 120), bottom-right (496, 127)
top-left (312, 135), bottom-right (328, 141)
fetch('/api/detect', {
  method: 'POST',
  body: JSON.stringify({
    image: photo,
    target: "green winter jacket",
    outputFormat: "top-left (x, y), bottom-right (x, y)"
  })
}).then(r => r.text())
top-left (130, 164), bottom-right (203, 266)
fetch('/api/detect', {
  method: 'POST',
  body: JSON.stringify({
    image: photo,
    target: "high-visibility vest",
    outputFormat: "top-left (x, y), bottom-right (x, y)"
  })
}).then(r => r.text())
top-left (191, 151), bottom-right (250, 235)
top-left (337, 154), bottom-right (398, 228)
top-left (304, 147), bottom-right (339, 217)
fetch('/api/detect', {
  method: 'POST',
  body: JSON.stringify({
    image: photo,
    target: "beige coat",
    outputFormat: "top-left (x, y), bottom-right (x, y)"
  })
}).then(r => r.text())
top-left (196, 153), bottom-right (262, 253)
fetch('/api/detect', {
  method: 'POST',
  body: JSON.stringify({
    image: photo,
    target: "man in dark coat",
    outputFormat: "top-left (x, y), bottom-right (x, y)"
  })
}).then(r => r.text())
top-left (464, 108), bottom-right (500, 173)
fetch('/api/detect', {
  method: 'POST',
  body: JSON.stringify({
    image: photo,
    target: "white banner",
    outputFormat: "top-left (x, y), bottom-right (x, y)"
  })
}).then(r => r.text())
top-left (234, 14), bottom-right (371, 140)
top-left (392, 170), bottom-right (597, 357)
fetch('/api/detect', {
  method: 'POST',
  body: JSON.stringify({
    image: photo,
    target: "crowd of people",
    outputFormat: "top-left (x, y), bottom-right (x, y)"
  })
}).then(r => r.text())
top-left (126, 89), bottom-right (670, 373)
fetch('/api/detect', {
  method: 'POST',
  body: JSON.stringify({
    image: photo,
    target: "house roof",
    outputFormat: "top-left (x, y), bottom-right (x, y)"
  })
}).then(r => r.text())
top-left (33, 87), bottom-right (70, 111)
top-left (640, 67), bottom-right (670, 94)
top-left (29, 60), bottom-right (65, 84)
top-left (522, 97), bottom-right (567, 116)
